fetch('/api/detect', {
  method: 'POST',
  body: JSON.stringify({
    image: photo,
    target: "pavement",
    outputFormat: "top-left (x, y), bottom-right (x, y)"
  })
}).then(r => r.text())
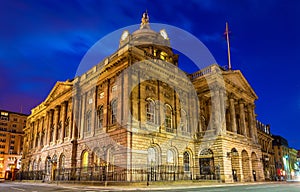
top-left (10, 180), bottom-right (294, 191)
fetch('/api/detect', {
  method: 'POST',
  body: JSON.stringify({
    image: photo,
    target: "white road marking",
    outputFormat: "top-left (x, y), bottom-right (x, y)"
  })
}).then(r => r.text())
top-left (245, 185), bottom-right (279, 190)
top-left (10, 187), bottom-right (25, 191)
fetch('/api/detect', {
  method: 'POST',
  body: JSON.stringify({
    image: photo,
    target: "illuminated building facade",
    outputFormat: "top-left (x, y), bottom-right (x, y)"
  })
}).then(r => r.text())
top-left (272, 135), bottom-right (290, 180)
top-left (0, 110), bottom-right (27, 180)
top-left (256, 121), bottom-right (275, 180)
top-left (288, 148), bottom-right (298, 180)
top-left (21, 13), bottom-right (265, 183)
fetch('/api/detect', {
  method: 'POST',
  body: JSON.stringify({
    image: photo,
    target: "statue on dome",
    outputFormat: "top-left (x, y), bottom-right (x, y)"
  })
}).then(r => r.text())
top-left (140, 10), bottom-right (150, 29)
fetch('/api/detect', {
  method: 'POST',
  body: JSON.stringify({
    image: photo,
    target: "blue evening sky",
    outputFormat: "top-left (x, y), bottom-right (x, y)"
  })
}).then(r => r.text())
top-left (0, 0), bottom-right (299, 149)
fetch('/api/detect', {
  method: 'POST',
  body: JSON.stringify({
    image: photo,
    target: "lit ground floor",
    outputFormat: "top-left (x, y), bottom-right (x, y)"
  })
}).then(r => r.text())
top-left (21, 130), bottom-right (264, 183)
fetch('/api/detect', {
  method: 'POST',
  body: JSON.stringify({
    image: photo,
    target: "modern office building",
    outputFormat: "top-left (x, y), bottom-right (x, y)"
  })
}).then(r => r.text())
top-left (0, 109), bottom-right (27, 180)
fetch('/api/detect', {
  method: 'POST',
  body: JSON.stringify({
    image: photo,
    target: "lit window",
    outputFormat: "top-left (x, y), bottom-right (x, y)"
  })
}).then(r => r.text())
top-left (82, 151), bottom-right (89, 169)
top-left (111, 100), bottom-right (117, 124)
top-left (160, 51), bottom-right (168, 60)
top-left (165, 105), bottom-right (173, 132)
top-left (184, 152), bottom-right (190, 171)
top-left (146, 99), bottom-right (155, 123)
top-left (148, 147), bottom-right (156, 166)
top-left (167, 150), bottom-right (174, 165)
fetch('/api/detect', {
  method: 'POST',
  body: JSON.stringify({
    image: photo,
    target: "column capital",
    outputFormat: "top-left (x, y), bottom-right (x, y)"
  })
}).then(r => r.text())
top-left (238, 99), bottom-right (245, 105)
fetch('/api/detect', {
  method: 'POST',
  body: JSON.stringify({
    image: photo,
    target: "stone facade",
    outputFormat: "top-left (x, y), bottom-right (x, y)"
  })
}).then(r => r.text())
top-left (256, 121), bottom-right (275, 180)
top-left (22, 16), bottom-right (265, 183)
top-left (272, 135), bottom-right (289, 179)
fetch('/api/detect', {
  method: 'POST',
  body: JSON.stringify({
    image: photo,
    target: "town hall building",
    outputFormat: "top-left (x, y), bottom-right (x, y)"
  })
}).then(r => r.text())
top-left (21, 12), bottom-right (264, 183)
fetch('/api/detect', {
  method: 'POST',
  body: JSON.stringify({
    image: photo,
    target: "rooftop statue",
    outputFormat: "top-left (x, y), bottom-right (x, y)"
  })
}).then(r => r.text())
top-left (140, 11), bottom-right (150, 29)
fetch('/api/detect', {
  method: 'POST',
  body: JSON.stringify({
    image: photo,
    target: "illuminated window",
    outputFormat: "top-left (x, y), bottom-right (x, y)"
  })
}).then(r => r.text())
top-left (148, 147), bottom-right (156, 166)
top-left (184, 152), bottom-right (190, 171)
top-left (146, 99), bottom-right (155, 123)
top-left (82, 151), bottom-right (89, 169)
top-left (111, 100), bottom-right (117, 124)
top-left (167, 149), bottom-right (174, 165)
top-left (165, 104), bottom-right (173, 132)
top-left (160, 51), bottom-right (168, 60)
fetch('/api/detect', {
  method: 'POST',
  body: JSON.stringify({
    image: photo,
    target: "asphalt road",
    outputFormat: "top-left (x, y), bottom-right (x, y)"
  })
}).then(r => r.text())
top-left (0, 182), bottom-right (300, 192)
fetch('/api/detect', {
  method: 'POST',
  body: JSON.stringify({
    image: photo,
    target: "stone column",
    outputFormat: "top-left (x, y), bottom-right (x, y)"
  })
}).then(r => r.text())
top-left (80, 93), bottom-right (86, 139)
top-left (46, 110), bottom-right (52, 145)
top-left (219, 88), bottom-right (226, 134)
top-left (91, 88), bottom-right (96, 136)
top-left (247, 104), bottom-right (254, 140)
top-left (212, 86), bottom-right (221, 132)
top-left (41, 116), bottom-right (45, 146)
top-left (37, 119), bottom-right (40, 148)
top-left (61, 101), bottom-right (67, 142)
top-left (53, 105), bottom-right (61, 143)
top-left (239, 100), bottom-right (246, 136)
top-left (72, 96), bottom-right (78, 140)
top-left (229, 97), bottom-right (237, 133)
top-left (251, 105), bottom-right (258, 143)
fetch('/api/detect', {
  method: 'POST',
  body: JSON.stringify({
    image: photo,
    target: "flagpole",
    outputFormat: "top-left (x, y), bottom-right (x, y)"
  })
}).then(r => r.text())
top-left (225, 22), bottom-right (232, 70)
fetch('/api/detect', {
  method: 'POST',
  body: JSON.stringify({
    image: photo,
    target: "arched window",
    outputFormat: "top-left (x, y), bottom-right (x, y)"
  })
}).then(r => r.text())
top-left (167, 149), bottom-right (175, 165)
top-left (45, 158), bottom-right (51, 174)
top-left (183, 152), bottom-right (190, 171)
top-left (82, 151), bottom-right (89, 169)
top-left (148, 147), bottom-right (156, 166)
top-left (93, 148), bottom-right (101, 167)
top-left (59, 154), bottom-right (65, 170)
top-left (97, 106), bottom-right (104, 129)
top-left (111, 100), bottom-right (117, 124)
top-left (107, 148), bottom-right (114, 172)
top-left (146, 99), bottom-right (155, 123)
top-left (199, 148), bottom-right (214, 176)
top-left (165, 105), bottom-right (173, 132)
top-left (86, 111), bottom-right (91, 133)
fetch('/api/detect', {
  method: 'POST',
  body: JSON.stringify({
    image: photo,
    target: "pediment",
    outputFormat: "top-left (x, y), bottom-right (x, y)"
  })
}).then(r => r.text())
top-left (223, 70), bottom-right (258, 99)
top-left (44, 81), bottom-right (73, 104)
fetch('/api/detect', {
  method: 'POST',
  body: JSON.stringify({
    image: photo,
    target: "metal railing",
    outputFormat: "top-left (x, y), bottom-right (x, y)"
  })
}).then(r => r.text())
top-left (16, 165), bottom-right (221, 182)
